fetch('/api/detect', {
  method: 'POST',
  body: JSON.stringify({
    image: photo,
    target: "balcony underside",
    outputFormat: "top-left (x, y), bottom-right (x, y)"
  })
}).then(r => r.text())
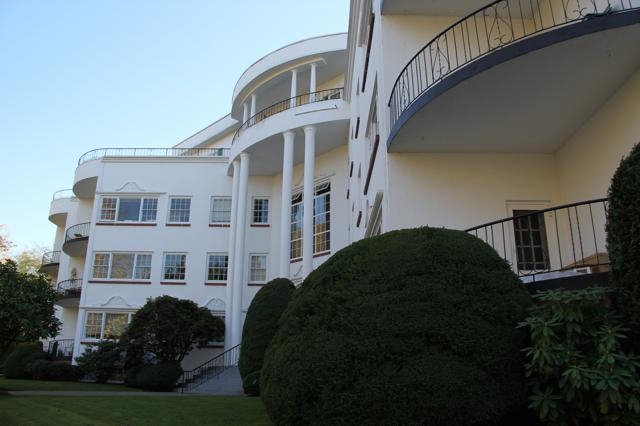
top-left (55, 293), bottom-right (80, 308)
top-left (39, 263), bottom-right (59, 275)
top-left (73, 175), bottom-right (97, 199)
top-left (388, 12), bottom-right (640, 153)
top-left (62, 237), bottom-right (88, 257)
top-left (382, 0), bottom-right (483, 16)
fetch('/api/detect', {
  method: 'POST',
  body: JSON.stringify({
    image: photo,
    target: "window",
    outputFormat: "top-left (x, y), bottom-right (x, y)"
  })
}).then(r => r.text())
top-left (290, 193), bottom-right (303, 259)
top-left (163, 253), bottom-right (186, 281)
top-left (314, 183), bottom-right (331, 253)
top-left (99, 196), bottom-right (158, 223)
top-left (290, 183), bottom-right (331, 259)
top-left (252, 198), bottom-right (269, 224)
top-left (513, 210), bottom-right (550, 272)
top-left (210, 197), bottom-right (232, 224)
top-left (249, 255), bottom-right (267, 283)
top-left (207, 254), bottom-right (228, 282)
top-left (91, 252), bottom-right (152, 280)
top-left (168, 197), bottom-right (191, 223)
top-left (84, 312), bottom-right (131, 340)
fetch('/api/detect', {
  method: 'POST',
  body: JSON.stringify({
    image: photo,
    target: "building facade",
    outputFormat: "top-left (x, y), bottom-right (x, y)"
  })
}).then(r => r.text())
top-left (41, 0), bottom-right (640, 368)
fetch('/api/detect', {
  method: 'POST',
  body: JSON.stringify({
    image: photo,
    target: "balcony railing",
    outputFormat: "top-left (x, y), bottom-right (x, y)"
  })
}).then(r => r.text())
top-left (41, 250), bottom-right (61, 266)
top-left (47, 339), bottom-right (75, 360)
top-left (466, 198), bottom-right (609, 280)
top-left (388, 0), bottom-right (640, 129)
top-left (78, 147), bottom-right (230, 166)
top-left (232, 87), bottom-right (344, 144)
top-left (56, 278), bottom-right (83, 297)
top-left (64, 222), bottom-right (90, 244)
top-left (52, 189), bottom-right (75, 200)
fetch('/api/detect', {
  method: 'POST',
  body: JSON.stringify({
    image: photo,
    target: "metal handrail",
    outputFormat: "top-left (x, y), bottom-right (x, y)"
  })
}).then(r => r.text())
top-left (47, 339), bottom-right (75, 360)
top-left (64, 222), bottom-right (90, 244)
top-left (52, 189), bottom-right (75, 200)
top-left (232, 87), bottom-right (344, 144)
top-left (41, 250), bottom-right (61, 265)
top-left (178, 343), bottom-right (241, 392)
top-left (56, 278), bottom-right (83, 296)
top-left (465, 198), bottom-right (609, 279)
top-left (78, 147), bottom-right (230, 166)
top-left (388, 0), bottom-right (639, 129)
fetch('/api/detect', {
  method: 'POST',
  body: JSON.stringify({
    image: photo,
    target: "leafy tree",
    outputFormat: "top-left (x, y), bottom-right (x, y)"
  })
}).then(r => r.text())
top-left (15, 246), bottom-right (47, 275)
top-left (519, 288), bottom-right (640, 425)
top-left (0, 260), bottom-right (59, 358)
top-left (0, 225), bottom-right (12, 261)
top-left (75, 341), bottom-right (123, 383)
top-left (121, 295), bottom-right (224, 367)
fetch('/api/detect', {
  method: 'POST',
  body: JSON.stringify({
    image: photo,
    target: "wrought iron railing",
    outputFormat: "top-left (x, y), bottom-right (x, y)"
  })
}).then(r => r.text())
top-left (47, 339), bottom-right (75, 360)
top-left (466, 198), bottom-right (609, 280)
top-left (232, 87), bottom-right (344, 144)
top-left (389, 0), bottom-right (640, 129)
top-left (64, 222), bottom-right (90, 244)
top-left (78, 147), bottom-right (230, 166)
top-left (56, 278), bottom-right (83, 297)
top-left (41, 250), bottom-right (61, 266)
top-left (177, 344), bottom-right (241, 392)
top-left (52, 189), bottom-right (75, 200)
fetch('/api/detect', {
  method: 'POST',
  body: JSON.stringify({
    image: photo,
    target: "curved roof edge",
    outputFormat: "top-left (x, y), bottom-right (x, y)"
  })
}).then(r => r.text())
top-left (173, 114), bottom-right (240, 149)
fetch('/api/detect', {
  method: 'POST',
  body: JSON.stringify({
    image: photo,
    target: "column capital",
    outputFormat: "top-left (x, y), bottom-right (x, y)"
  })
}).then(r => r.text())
top-left (303, 125), bottom-right (317, 136)
top-left (283, 130), bottom-right (295, 139)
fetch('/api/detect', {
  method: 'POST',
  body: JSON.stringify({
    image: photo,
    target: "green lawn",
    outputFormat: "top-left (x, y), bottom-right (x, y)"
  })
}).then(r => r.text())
top-left (0, 395), bottom-right (271, 425)
top-left (0, 376), bottom-right (139, 392)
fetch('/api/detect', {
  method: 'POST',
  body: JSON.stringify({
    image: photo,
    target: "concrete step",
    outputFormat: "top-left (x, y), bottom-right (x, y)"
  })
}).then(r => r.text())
top-left (186, 365), bottom-right (244, 395)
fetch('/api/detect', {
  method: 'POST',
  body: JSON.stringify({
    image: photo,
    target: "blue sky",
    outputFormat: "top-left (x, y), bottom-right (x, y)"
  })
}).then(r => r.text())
top-left (0, 0), bottom-right (349, 254)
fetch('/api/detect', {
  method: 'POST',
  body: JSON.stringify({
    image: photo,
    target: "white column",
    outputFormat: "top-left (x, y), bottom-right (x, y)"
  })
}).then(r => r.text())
top-left (302, 125), bottom-right (316, 278)
top-left (225, 160), bottom-right (240, 349)
top-left (242, 103), bottom-right (249, 123)
top-left (309, 63), bottom-right (317, 102)
top-left (290, 69), bottom-right (298, 108)
top-left (250, 94), bottom-right (256, 118)
top-left (280, 131), bottom-right (295, 277)
top-left (231, 152), bottom-right (250, 346)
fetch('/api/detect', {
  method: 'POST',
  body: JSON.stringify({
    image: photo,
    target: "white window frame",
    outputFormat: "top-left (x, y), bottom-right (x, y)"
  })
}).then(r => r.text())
top-left (83, 311), bottom-right (133, 340)
top-left (210, 196), bottom-right (232, 225)
top-left (314, 183), bottom-right (331, 254)
top-left (98, 196), bottom-right (158, 223)
top-left (163, 252), bottom-right (187, 281)
top-left (206, 253), bottom-right (229, 283)
top-left (249, 254), bottom-right (268, 283)
top-left (167, 196), bottom-right (191, 224)
top-left (290, 193), bottom-right (303, 260)
top-left (251, 197), bottom-right (270, 225)
top-left (91, 252), bottom-right (152, 280)
top-left (290, 182), bottom-right (331, 259)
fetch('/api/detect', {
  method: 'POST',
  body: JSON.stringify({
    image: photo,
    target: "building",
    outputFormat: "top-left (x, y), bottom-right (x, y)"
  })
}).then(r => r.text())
top-left (41, 0), bottom-right (640, 373)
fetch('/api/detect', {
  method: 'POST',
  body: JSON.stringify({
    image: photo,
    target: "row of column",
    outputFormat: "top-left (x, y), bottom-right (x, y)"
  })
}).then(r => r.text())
top-left (225, 125), bottom-right (316, 348)
top-left (242, 62), bottom-right (318, 124)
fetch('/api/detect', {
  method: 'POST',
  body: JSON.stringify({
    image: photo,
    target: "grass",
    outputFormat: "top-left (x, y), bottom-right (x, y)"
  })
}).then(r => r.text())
top-left (0, 376), bottom-right (140, 392)
top-left (0, 395), bottom-right (271, 425)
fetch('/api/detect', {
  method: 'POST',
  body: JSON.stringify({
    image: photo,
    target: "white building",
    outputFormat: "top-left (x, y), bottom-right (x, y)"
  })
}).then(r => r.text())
top-left (41, 0), bottom-right (640, 371)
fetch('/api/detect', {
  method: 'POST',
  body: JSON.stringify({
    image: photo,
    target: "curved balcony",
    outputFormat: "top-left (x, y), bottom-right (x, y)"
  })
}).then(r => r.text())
top-left (388, 0), bottom-right (640, 153)
top-left (55, 278), bottom-right (82, 308)
top-left (62, 222), bottom-right (90, 257)
top-left (39, 251), bottom-right (61, 275)
top-left (73, 147), bottom-right (229, 198)
top-left (49, 189), bottom-right (76, 226)
top-left (229, 88), bottom-right (348, 175)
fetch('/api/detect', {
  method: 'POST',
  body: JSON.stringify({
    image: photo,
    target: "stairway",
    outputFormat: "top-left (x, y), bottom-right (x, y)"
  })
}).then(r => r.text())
top-left (186, 365), bottom-right (244, 395)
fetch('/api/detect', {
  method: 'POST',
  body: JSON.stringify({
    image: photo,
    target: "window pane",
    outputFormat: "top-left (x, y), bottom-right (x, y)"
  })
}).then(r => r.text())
top-left (210, 197), bottom-right (231, 223)
top-left (100, 197), bottom-right (117, 221)
top-left (111, 253), bottom-right (134, 279)
top-left (169, 198), bottom-right (191, 223)
top-left (290, 199), bottom-right (303, 259)
top-left (250, 255), bottom-right (267, 282)
top-left (314, 186), bottom-right (330, 253)
top-left (164, 254), bottom-right (186, 280)
top-left (252, 199), bottom-right (269, 224)
top-left (104, 313), bottom-right (129, 339)
top-left (141, 198), bottom-right (158, 222)
top-left (135, 254), bottom-right (152, 279)
top-left (207, 254), bottom-right (228, 281)
top-left (92, 253), bottom-right (110, 278)
top-left (85, 312), bottom-right (103, 339)
top-left (117, 198), bottom-right (141, 221)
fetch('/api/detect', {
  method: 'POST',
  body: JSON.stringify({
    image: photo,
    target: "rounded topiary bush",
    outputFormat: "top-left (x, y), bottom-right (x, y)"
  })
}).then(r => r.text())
top-left (134, 362), bottom-right (183, 391)
top-left (3, 342), bottom-right (47, 379)
top-left (607, 142), bottom-right (640, 348)
top-left (261, 227), bottom-right (533, 426)
top-left (238, 277), bottom-right (295, 396)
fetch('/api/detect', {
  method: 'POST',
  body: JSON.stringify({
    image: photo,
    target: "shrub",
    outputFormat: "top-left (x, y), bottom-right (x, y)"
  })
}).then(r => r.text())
top-left (607, 142), bottom-right (640, 350)
top-left (3, 342), bottom-right (47, 379)
top-left (133, 362), bottom-right (183, 391)
top-left (75, 341), bottom-right (123, 383)
top-left (261, 227), bottom-right (533, 426)
top-left (519, 287), bottom-right (640, 424)
top-left (26, 359), bottom-right (80, 381)
top-left (239, 277), bottom-right (295, 396)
